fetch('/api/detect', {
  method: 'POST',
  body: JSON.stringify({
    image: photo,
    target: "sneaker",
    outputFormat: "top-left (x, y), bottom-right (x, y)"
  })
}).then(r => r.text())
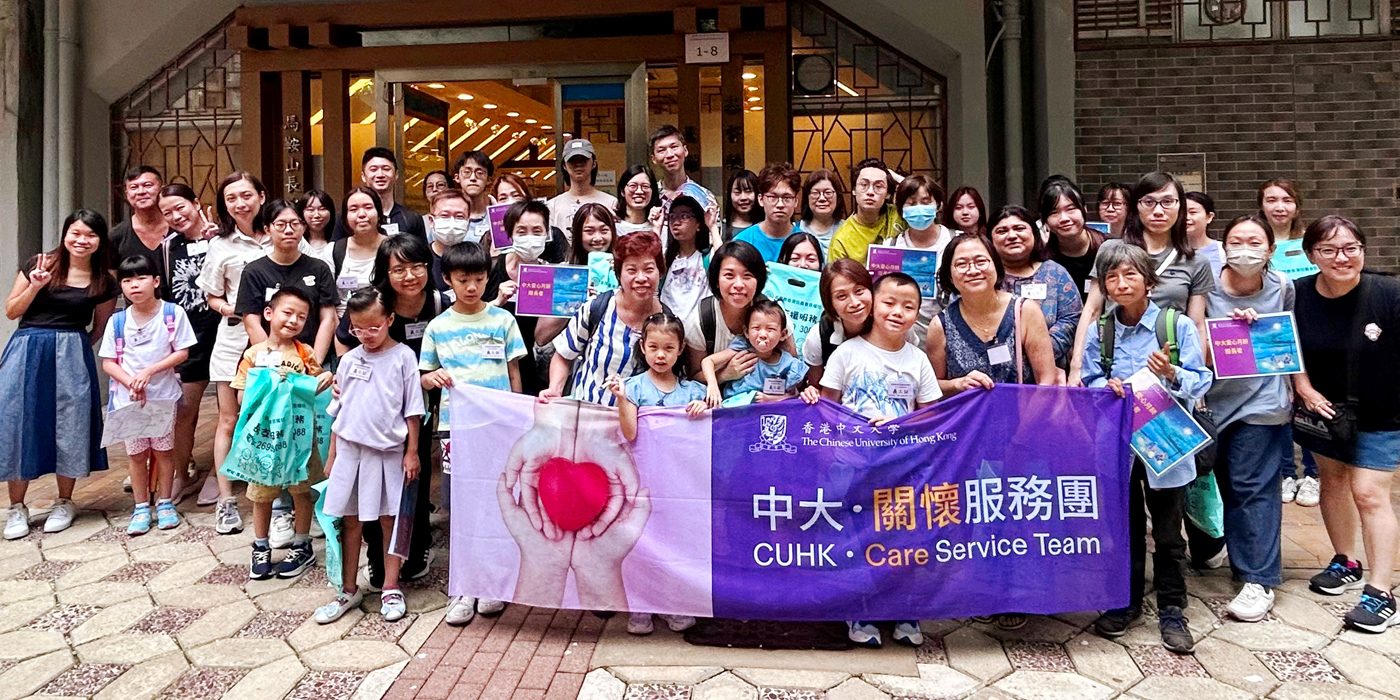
top-left (444, 596), bottom-right (476, 626)
top-left (249, 542), bottom-right (273, 580)
top-left (1281, 476), bottom-right (1297, 503)
top-left (1311, 554), bottom-right (1366, 595)
top-left (627, 613), bottom-right (654, 635)
top-left (1093, 606), bottom-right (1141, 638)
top-left (269, 512), bottom-right (295, 549)
top-left (1295, 476), bottom-right (1320, 507)
top-left (128, 505), bottom-right (152, 536)
top-left (1226, 583), bottom-right (1275, 622)
top-left (970, 616), bottom-right (994, 624)
top-left (380, 589), bottom-right (407, 622)
top-left (995, 614), bottom-right (1028, 630)
top-left (196, 473), bottom-right (221, 507)
top-left (43, 499), bottom-right (75, 534)
top-left (403, 550), bottom-right (436, 581)
top-left (4, 504), bottom-right (30, 540)
top-left (315, 588), bottom-right (365, 624)
top-left (659, 614), bottom-right (696, 632)
top-left (892, 620), bottom-right (924, 646)
top-left (1158, 606), bottom-right (1195, 654)
top-left (477, 599), bottom-right (506, 616)
top-left (1202, 544), bottom-right (1230, 570)
top-left (215, 498), bottom-right (243, 535)
top-left (847, 620), bottom-right (882, 648)
top-left (275, 540), bottom-right (316, 578)
top-left (309, 518), bottom-right (324, 539)
top-left (1345, 585), bottom-right (1400, 633)
top-left (155, 501), bottom-right (179, 530)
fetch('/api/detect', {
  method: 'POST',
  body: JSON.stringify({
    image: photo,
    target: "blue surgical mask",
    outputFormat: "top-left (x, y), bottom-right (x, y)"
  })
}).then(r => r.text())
top-left (903, 204), bottom-right (939, 231)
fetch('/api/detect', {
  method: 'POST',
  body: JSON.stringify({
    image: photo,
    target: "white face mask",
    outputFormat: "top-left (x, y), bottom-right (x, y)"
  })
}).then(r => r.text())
top-left (1225, 245), bottom-right (1269, 276)
top-left (432, 217), bottom-right (471, 246)
top-left (513, 234), bottom-right (548, 262)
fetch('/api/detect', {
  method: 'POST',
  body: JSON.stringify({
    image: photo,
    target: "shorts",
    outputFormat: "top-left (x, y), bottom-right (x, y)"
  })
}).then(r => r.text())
top-left (1352, 431), bottom-right (1400, 471)
top-left (176, 327), bottom-right (218, 383)
top-left (209, 319), bottom-right (249, 383)
top-left (246, 479), bottom-right (313, 503)
top-left (125, 430), bottom-right (175, 456)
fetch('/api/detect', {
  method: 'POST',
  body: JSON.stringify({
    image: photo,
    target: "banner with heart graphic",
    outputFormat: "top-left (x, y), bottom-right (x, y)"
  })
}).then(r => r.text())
top-left (447, 383), bottom-right (1133, 621)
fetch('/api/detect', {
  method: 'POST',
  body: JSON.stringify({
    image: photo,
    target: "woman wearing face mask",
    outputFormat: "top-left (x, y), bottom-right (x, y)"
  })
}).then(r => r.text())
top-left (1185, 192), bottom-right (1222, 278)
top-left (659, 196), bottom-right (713, 321)
top-left (723, 169), bottom-right (761, 243)
top-left (943, 186), bottom-right (987, 237)
top-left (1201, 215), bottom-right (1292, 624)
top-left (615, 165), bottom-right (661, 237)
top-left (1041, 179), bottom-right (1102, 301)
top-left (332, 187), bottom-right (388, 317)
top-left (299, 190), bottom-right (337, 271)
top-left (990, 205), bottom-right (1082, 371)
top-left (778, 232), bottom-right (824, 272)
top-left (1097, 183), bottom-right (1131, 239)
top-left (485, 200), bottom-right (566, 395)
top-left (887, 175), bottom-right (953, 346)
top-left (792, 169), bottom-right (847, 254)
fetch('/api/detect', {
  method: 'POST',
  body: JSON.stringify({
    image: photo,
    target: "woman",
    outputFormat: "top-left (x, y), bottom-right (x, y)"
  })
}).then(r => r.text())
top-left (483, 199), bottom-right (569, 395)
top-left (1041, 179), bottom-right (1102, 301)
top-left (333, 187), bottom-right (389, 316)
top-left (682, 241), bottom-right (768, 379)
top-left (0, 210), bottom-right (116, 539)
top-left (1203, 215), bottom-right (1293, 623)
top-left (1185, 192), bottom-right (1222, 277)
top-left (1292, 215), bottom-right (1400, 633)
top-left (157, 184), bottom-right (223, 505)
top-left (660, 196), bottom-right (713, 320)
top-left (777, 232), bottom-right (823, 271)
top-left (544, 232), bottom-right (667, 405)
top-left (944, 186), bottom-right (987, 237)
top-left (614, 165), bottom-right (660, 237)
top-left (1259, 179), bottom-right (1304, 246)
top-left (1097, 183), bottom-right (1131, 239)
top-left (196, 171), bottom-right (269, 534)
top-left (334, 234), bottom-right (450, 586)
top-left (889, 175), bottom-right (954, 345)
top-left (988, 206), bottom-right (1082, 370)
top-left (733, 163), bottom-right (801, 262)
top-left (423, 170), bottom-right (451, 202)
top-left (568, 204), bottom-right (618, 266)
top-left (801, 259), bottom-right (873, 389)
top-left (723, 169), bottom-right (761, 242)
top-left (493, 173), bottom-right (533, 206)
top-left (792, 169), bottom-right (847, 253)
top-left (299, 189), bottom-right (336, 271)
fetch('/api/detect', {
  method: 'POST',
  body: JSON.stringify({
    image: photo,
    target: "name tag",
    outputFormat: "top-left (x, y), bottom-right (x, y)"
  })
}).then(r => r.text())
top-left (186, 240), bottom-right (209, 256)
top-left (131, 326), bottom-right (152, 344)
top-left (405, 322), bottom-right (427, 340)
top-left (384, 223), bottom-right (400, 236)
top-left (1084, 279), bottom-right (1094, 294)
top-left (483, 343), bottom-right (506, 360)
top-left (987, 343), bottom-right (1013, 366)
top-left (763, 376), bottom-right (787, 395)
top-left (303, 275), bottom-right (318, 286)
top-left (1019, 283), bottom-right (1047, 300)
top-left (337, 275), bottom-right (360, 290)
top-left (347, 362), bottom-right (372, 381)
top-left (888, 378), bottom-right (916, 400)
top-left (264, 287), bottom-right (276, 302)
top-left (255, 350), bottom-right (279, 367)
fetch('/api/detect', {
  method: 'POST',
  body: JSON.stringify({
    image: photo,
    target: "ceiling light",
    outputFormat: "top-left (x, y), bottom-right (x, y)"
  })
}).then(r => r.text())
top-left (836, 80), bottom-right (859, 97)
top-left (543, 171), bottom-right (556, 180)
top-left (427, 83), bottom-right (446, 89)
top-left (348, 78), bottom-right (372, 95)
top-left (449, 110), bottom-right (467, 125)
top-left (490, 137), bottom-right (522, 160)
top-left (402, 117), bottom-right (419, 132)
top-left (747, 86), bottom-right (758, 92)
top-left (506, 111), bottom-right (520, 117)
top-left (483, 103), bottom-right (498, 109)
top-left (310, 110), bottom-right (323, 126)
top-left (524, 118), bottom-right (537, 124)
top-left (750, 106), bottom-right (763, 111)
top-left (411, 127), bottom-right (445, 152)
top-left (748, 96), bottom-right (760, 102)
top-left (457, 93), bottom-right (473, 101)
top-left (359, 112), bottom-right (377, 125)
top-left (742, 72), bottom-right (757, 80)
top-left (450, 118), bottom-right (489, 149)
top-left (541, 125), bottom-right (552, 130)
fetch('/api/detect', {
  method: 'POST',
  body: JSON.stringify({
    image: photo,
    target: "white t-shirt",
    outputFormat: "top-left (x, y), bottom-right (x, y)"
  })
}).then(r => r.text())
top-left (548, 190), bottom-right (619, 242)
top-left (305, 240), bottom-right (335, 271)
top-left (98, 304), bottom-right (200, 410)
top-left (660, 250), bottom-right (711, 321)
top-left (616, 220), bottom-right (653, 237)
top-left (336, 253), bottom-right (376, 316)
top-left (819, 336), bottom-right (941, 419)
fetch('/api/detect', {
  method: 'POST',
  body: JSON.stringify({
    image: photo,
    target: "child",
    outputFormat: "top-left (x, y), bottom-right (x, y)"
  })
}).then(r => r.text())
top-left (229, 287), bottom-right (334, 580)
top-left (604, 312), bottom-right (705, 635)
top-left (1080, 242), bottom-right (1212, 655)
top-left (815, 272), bottom-right (941, 649)
top-left (702, 299), bottom-right (807, 405)
top-left (315, 288), bottom-right (425, 624)
top-left (419, 241), bottom-right (526, 627)
top-left (99, 256), bottom-right (199, 535)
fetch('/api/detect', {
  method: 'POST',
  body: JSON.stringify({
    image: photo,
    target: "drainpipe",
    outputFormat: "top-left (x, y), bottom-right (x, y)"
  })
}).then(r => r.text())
top-left (42, 0), bottom-right (58, 247)
top-left (56, 0), bottom-right (77, 220)
top-left (1001, 0), bottom-right (1025, 205)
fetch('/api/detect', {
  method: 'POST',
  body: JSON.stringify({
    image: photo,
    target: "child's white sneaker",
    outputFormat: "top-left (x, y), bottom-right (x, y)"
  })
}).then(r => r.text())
top-left (314, 588), bottom-right (364, 624)
top-left (477, 599), bottom-right (506, 616)
top-left (658, 614), bottom-right (695, 632)
top-left (627, 613), bottom-right (654, 635)
top-left (847, 620), bottom-right (882, 648)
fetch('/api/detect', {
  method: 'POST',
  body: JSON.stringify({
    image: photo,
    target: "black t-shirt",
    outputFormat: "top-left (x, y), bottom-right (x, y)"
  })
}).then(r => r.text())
top-left (335, 290), bottom-right (450, 357)
top-left (1295, 273), bottom-right (1400, 432)
top-left (162, 235), bottom-right (221, 341)
top-left (1053, 248), bottom-right (1096, 301)
top-left (234, 255), bottom-right (339, 347)
top-left (111, 221), bottom-right (169, 286)
top-left (18, 263), bottom-right (118, 331)
top-left (333, 201), bottom-right (426, 241)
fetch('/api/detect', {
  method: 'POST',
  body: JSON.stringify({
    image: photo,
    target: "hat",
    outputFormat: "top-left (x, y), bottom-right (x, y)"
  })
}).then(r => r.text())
top-left (561, 139), bottom-right (595, 162)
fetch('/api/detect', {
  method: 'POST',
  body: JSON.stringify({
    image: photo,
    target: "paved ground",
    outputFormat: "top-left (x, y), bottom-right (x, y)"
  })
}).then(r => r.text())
top-left (1, 394), bottom-right (1397, 700)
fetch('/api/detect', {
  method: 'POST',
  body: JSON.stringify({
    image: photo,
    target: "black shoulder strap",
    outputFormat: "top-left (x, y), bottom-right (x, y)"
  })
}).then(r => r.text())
top-left (1098, 312), bottom-right (1115, 379)
top-left (819, 316), bottom-right (838, 364)
top-left (699, 296), bottom-right (718, 355)
top-left (1347, 275), bottom-right (1373, 403)
top-left (333, 238), bottom-right (348, 275)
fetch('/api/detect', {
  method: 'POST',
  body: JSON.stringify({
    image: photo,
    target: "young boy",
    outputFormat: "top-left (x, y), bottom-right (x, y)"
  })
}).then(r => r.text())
top-left (230, 287), bottom-right (334, 580)
top-left (1080, 243), bottom-right (1212, 655)
top-left (702, 299), bottom-right (806, 404)
top-left (419, 241), bottom-right (526, 626)
top-left (817, 272), bottom-right (941, 649)
top-left (100, 256), bottom-right (199, 535)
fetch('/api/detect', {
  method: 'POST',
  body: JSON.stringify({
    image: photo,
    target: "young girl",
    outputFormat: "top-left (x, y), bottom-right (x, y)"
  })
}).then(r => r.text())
top-left (723, 169), bottom-right (760, 242)
top-left (299, 189), bottom-right (337, 271)
top-left (659, 195), bottom-right (712, 321)
top-left (0, 209), bottom-right (117, 540)
top-left (777, 232), bottom-right (824, 271)
top-left (334, 187), bottom-right (389, 316)
top-left (315, 287), bottom-right (424, 624)
top-left (944, 186), bottom-right (988, 237)
top-left (100, 256), bottom-right (198, 534)
top-left (702, 300), bottom-right (806, 404)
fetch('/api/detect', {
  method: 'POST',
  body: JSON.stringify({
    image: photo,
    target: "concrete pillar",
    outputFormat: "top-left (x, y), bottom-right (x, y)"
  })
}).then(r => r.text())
top-left (1000, 0), bottom-right (1025, 205)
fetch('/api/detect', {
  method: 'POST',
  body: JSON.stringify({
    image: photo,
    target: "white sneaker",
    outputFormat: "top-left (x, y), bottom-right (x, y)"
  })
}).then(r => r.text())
top-left (269, 512), bottom-right (295, 549)
top-left (1204, 544), bottom-right (1230, 570)
top-left (847, 620), bottom-right (882, 648)
top-left (43, 499), bottom-right (75, 534)
top-left (1281, 476), bottom-right (1298, 503)
top-left (445, 596), bottom-right (476, 626)
top-left (476, 599), bottom-right (506, 616)
top-left (627, 613), bottom-right (654, 635)
top-left (1227, 583), bottom-right (1275, 622)
top-left (1295, 476), bottom-right (1320, 507)
top-left (4, 504), bottom-right (30, 540)
top-left (215, 498), bottom-right (243, 535)
top-left (892, 620), bottom-right (924, 647)
top-left (658, 614), bottom-right (695, 632)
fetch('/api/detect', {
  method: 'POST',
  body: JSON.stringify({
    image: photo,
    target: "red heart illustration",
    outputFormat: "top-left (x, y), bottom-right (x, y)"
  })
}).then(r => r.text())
top-left (536, 457), bottom-right (610, 532)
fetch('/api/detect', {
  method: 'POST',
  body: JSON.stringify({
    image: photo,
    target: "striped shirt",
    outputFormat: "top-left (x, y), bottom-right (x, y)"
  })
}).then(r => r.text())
top-left (553, 293), bottom-right (645, 406)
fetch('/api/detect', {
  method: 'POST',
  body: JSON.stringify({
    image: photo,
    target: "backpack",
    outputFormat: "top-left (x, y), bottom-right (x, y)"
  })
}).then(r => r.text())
top-left (817, 316), bottom-right (839, 364)
top-left (1097, 306), bottom-right (1179, 378)
top-left (583, 290), bottom-right (678, 339)
top-left (332, 238), bottom-right (349, 275)
top-left (112, 301), bottom-right (179, 366)
top-left (697, 292), bottom-right (771, 356)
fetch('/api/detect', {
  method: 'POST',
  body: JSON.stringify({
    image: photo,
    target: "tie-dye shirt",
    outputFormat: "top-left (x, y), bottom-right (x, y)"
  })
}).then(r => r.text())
top-left (419, 305), bottom-right (526, 427)
top-left (819, 336), bottom-right (941, 419)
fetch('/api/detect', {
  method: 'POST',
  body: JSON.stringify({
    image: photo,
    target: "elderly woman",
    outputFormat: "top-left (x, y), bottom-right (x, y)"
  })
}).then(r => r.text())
top-left (989, 205), bottom-right (1082, 372)
top-left (1292, 215), bottom-right (1400, 634)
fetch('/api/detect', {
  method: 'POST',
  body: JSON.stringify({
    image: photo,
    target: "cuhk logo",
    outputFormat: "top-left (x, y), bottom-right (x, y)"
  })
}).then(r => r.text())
top-left (750, 414), bottom-right (797, 454)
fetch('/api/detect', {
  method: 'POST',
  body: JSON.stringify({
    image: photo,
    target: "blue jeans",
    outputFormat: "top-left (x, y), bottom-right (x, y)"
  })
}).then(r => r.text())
top-left (1280, 423), bottom-right (1319, 479)
top-left (1216, 422), bottom-right (1287, 587)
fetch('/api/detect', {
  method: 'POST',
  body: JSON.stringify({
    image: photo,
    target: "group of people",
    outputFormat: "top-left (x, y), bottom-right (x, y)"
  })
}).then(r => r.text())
top-left (2, 122), bottom-right (1396, 652)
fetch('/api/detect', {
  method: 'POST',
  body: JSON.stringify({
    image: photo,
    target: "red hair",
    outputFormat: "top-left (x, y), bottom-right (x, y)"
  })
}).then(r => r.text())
top-left (612, 230), bottom-right (665, 277)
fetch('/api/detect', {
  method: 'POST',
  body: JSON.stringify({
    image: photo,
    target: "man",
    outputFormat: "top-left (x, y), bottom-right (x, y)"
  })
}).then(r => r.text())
top-left (110, 166), bottom-right (170, 286)
top-left (547, 139), bottom-right (618, 242)
top-left (336, 147), bottom-right (426, 240)
top-left (452, 150), bottom-right (495, 247)
top-left (649, 125), bottom-right (717, 240)
top-left (829, 158), bottom-right (907, 266)
top-left (425, 188), bottom-right (474, 293)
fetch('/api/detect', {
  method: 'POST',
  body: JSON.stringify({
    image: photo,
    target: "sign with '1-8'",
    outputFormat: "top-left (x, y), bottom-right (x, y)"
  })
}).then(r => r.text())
top-left (685, 33), bottom-right (730, 64)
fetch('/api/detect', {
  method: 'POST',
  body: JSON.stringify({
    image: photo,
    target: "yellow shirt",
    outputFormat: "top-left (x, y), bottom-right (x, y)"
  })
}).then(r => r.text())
top-left (828, 208), bottom-right (907, 266)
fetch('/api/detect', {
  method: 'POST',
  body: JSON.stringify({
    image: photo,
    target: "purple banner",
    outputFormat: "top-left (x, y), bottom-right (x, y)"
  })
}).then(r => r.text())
top-left (1206, 319), bottom-right (1258, 379)
top-left (488, 203), bottom-right (512, 251)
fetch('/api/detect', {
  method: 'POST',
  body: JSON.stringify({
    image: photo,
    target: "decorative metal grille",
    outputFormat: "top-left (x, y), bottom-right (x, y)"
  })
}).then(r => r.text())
top-left (110, 15), bottom-right (242, 216)
top-left (1076, 0), bottom-right (1391, 46)
top-left (789, 0), bottom-right (946, 193)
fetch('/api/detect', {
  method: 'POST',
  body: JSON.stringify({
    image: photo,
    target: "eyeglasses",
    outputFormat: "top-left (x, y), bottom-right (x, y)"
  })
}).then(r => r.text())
top-left (269, 220), bottom-right (305, 232)
top-left (761, 193), bottom-right (798, 204)
top-left (624, 183), bottom-right (651, 193)
top-left (348, 324), bottom-right (385, 338)
top-left (1137, 197), bottom-right (1179, 211)
top-left (809, 189), bottom-right (837, 201)
top-left (855, 181), bottom-right (888, 192)
top-left (388, 263), bottom-right (428, 279)
top-left (952, 257), bottom-right (993, 273)
top-left (1099, 200), bottom-right (1125, 210)
top-left (1314, 244), bottom-right (1364, 259)
top-left (668, 213), bottom-right (696, 224)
